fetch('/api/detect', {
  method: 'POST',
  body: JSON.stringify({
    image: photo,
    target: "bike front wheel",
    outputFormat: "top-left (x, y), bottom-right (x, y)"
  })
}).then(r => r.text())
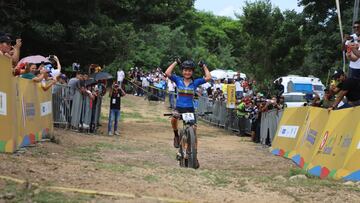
top-left (186, 126), bottom-right (198, 169)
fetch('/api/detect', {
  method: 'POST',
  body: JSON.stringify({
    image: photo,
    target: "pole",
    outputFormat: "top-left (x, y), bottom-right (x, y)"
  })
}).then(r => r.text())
top-left (353, 0), bottom-right (360, 26)
top-left (335, 0), bottom-right (346, 71)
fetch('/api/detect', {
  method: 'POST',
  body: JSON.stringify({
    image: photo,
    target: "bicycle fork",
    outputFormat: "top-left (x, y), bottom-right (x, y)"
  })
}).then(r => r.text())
top-left (181, 132), bottom-right (189, 159)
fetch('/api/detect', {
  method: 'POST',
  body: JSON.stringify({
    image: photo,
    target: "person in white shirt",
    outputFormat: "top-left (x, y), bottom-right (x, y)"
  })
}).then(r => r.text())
top-left (235, 79), bottom-right (244, 99)
top-left (167, 78), bottom-right (176, 109)
top-left (344, 20), bottom-right (360, 79)
top-left (142, 75), bottom-right (150, 97)
top-left (117, 69), bottom-right (125, 87)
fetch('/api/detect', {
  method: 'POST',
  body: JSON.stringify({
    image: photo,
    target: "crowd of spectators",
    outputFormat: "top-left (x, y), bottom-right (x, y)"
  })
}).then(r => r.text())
top-left (125, 67), bottom-right (174, 104)
top-left (196, 74), bottom-right (286, 143)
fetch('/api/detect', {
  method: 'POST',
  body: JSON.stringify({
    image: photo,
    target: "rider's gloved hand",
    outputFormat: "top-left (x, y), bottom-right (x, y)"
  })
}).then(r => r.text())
top-left (175, 58), bottom-right (182, 65)
top-left (198, 60), bottom-right (206, 68)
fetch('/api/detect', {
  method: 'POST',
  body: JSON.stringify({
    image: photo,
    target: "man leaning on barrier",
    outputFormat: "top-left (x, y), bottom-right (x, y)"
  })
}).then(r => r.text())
top-left (328, 69), bottom-right (360, 110)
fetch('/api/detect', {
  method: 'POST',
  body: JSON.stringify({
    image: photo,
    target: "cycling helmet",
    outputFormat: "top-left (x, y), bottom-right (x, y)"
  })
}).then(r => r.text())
top-left (181, 60), bottom-right (196, 71)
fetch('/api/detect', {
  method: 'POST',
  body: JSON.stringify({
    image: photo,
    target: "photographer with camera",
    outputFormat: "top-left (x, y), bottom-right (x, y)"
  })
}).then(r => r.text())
top-left (344, 21), bottom-right (360, 79)
top-left (108, 82), bottom-right (126, 136)
top-left (0, 32), bottom-right (22, 67)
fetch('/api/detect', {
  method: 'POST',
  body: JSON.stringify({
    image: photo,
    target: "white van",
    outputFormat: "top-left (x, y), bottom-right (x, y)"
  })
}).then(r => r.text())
top-left (275, 75), bottom-right (325, 98)
top-left (283, 92), bottom-right (307, 108)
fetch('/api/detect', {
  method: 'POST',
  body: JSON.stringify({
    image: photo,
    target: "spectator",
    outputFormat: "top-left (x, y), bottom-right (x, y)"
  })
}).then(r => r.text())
top-left (235, 78), bottom-right (244, 99)
top-left (344, 20), bottom-right (360, 79)
top-left (319, 89), bottom-right (335, 108)
top-left (328, 69), bottom-right (360, 110)
top-left (236, 99), bottom-right (249, 136)
top-left (72, 62), bottom-right (80, 72)
top-left (108, 83), bottom-right (126, 136)
top-left (117, 68), bottom-right (125, 87)
top-left (274, 78), bottom-right (284, 96)
top-left (20, 63), bottom-right (45, 82)
top-left (167, 78), bottom-right (176, 109)
top-left (0, 32), bottom-right (22, 66)
top-left (39, 70), bottom-right (58, 92)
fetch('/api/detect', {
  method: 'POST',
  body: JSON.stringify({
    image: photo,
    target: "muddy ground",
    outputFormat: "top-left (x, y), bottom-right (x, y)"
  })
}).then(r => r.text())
top-left (1, 95), bottom-right (360, 203)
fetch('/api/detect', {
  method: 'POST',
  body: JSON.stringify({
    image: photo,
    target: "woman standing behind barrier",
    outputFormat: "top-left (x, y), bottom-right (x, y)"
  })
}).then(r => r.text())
top-left (108, 83), bottom-right (126, 136)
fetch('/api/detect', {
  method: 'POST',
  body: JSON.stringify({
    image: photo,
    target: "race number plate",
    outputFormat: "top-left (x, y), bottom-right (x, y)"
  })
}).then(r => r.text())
top-left (182, 113), bottom-right (195, 122)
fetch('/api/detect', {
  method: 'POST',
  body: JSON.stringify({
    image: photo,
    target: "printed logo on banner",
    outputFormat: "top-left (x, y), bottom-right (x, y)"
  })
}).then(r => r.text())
top-left (319, 131), bottom-right (329, 150)
top-left (0, 91), bottom-right (6, 116)
top-left (40, 101), bottom-right (52, 116)
top-left (278, 125), bottom-right (299, 139)
top-left (341, 134), bottom-right (352, 148)
top-left (25, 103), bottom-right (35, 118)
top-left (306, 129), bottom-right (318, 145)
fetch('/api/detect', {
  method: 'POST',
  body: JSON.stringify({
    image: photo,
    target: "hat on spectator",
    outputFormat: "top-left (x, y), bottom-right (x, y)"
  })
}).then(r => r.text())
top-left (60, 74), bottom-right (67, 80)
top-left (332, 69), bottom-right (345, 79)
top-left (0, 32), bottom-right (12, 43)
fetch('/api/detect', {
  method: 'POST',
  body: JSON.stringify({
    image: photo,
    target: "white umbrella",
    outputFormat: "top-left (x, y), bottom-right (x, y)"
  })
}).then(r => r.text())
top-left (210, 69), bottom-right (227, 80)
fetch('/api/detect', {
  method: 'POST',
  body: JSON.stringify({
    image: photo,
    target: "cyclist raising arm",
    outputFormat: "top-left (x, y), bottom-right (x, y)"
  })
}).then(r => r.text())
top-left (165, 59), bottom-right (212, 148)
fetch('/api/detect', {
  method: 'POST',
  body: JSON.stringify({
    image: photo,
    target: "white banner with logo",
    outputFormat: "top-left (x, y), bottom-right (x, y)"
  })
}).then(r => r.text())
top-left (278, 125), bottom-right (299, 139)
top-left (0, 92), bottom-right (7, 116)
top-left (40, 101), bottom-right (52, 116)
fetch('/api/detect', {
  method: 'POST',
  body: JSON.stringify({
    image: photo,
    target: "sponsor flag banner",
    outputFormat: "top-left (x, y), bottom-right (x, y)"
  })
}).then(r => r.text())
top-left (226, 84), bottom-right (236, 109)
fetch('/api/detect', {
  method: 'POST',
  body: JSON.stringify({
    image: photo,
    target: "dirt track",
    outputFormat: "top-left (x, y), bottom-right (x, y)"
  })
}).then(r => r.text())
top-left (1, 95), bottom-right (360, 203)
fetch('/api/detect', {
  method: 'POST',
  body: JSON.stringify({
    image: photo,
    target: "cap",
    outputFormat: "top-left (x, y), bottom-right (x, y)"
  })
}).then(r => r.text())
top-left (60, 74), bottom-right (67, 80)
top-left (332, 69), bottom-right (345, 79)
top-left (0, 33), bottom-right (11, 43)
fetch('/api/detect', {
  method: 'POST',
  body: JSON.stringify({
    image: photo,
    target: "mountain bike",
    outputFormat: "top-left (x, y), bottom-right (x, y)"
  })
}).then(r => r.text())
top-left (164, 111), bottom-right (211, 169)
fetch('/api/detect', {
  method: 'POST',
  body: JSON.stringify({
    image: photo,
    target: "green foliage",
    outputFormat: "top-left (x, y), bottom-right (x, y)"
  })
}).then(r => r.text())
top-left (2, 0), bottom-right (349, 85)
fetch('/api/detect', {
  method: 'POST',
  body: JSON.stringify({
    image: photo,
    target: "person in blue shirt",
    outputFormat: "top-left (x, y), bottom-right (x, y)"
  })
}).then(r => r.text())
top-left (165, 59), bottom-right (212, 148)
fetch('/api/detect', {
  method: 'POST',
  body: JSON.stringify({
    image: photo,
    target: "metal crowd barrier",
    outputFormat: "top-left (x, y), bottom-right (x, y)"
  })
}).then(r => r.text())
top-left (197, 96), bottom-right (251, 134)
top-left (260, 109), bottom-right (284, 145)
top-left (52, 84), bottom-right (103, 133)
top-left (52, 84), bottom-right (71, 127)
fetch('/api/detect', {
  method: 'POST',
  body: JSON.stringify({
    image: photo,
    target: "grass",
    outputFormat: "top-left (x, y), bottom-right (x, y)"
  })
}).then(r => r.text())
top-left (69, 145), bottom-right (102, 162)
top-left (122, 111), bottom-right (144, 120)
top-left (153, 117), bottom-right (169, 123)
top-left (199, 170), bottom-right (233, 187)
top-left (94, 163), bottom-right (133, 173)
top-left (143, 175), bottom-right (159, 183)
top-left (0, 181), bottom-right (93, 203)
top-left (70, 142), bottom-right (143, 162)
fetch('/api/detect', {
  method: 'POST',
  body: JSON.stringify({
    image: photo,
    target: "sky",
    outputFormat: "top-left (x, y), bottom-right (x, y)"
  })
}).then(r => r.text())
top-left (194, 0), bottom-right (303, 19)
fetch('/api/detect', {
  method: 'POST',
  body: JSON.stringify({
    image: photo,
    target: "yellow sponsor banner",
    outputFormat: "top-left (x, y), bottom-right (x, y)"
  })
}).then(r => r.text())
top-left (342, 109), bottom-right (360, 180)
top-left (0, 56), bottom-right (17, 152)
top-left (292, 107), bottom-right (330, 169)
top-left (226, 84), bottom-right (236, 109)
top-left (308, 107), bottom-right (358, 179)
top-left (16, 78), bottom-right (42, 147)
top-left (272, 106), bottom-right (360, 181)
top-left (37, 81), bottom-right (54, 139)
top-left (0, 55), bottom-right (53, 153)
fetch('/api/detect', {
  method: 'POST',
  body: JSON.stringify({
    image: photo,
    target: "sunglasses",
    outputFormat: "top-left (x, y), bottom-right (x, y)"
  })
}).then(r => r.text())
top-left (353, 26), bottom-right (360, 29)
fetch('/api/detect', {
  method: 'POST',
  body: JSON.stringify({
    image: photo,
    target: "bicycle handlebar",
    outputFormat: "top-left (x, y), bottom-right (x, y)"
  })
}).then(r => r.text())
top-left (163, 112), bottom-right (212, 117)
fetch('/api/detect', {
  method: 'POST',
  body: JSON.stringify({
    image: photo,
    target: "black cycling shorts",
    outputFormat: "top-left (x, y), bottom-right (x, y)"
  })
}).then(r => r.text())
top-left (175, 107), bottom-right (197, 123)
